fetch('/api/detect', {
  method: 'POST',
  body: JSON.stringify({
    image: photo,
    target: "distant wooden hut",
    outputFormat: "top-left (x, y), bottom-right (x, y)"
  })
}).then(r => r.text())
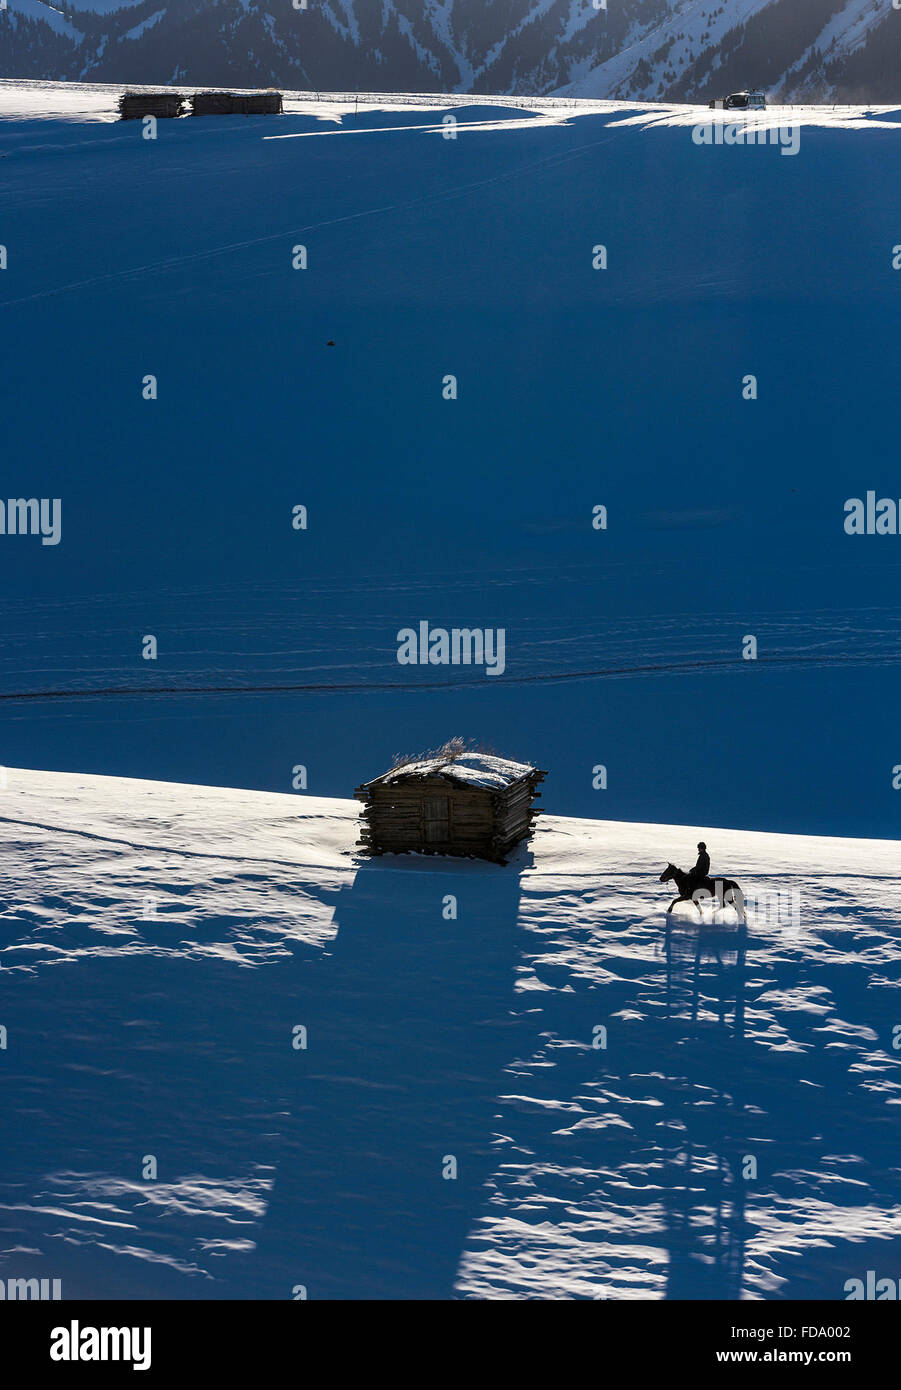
top-left (119, 91), bottom-right (184, 120)
top-left (190, 90), bottom-right (283, 117)
top-left (354, 749), bottom-right (546, 863)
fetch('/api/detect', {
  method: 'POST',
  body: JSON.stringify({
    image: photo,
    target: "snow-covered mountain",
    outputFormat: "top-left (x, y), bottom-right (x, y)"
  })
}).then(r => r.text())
top-left (2, 765), bottom-right (900, 1299)
top-left (3, 0), bottom-right (901, 102)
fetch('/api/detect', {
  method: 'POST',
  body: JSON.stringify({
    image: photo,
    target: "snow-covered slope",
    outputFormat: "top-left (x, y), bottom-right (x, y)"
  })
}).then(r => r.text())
top-left (2, 87), bottom-right (901, 842)
top-left (6, 0), bottom-right (82, 41)
top-left (2, 766), bottom-right (900, 1299)
top-left (2, 0), bottom-right (900, 102)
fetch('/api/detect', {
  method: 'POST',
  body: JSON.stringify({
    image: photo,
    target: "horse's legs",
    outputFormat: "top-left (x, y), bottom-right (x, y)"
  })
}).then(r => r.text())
top-left (726, 883), bottom-right (746, 921)
top-left (667, 897), bottom-right (679, 913)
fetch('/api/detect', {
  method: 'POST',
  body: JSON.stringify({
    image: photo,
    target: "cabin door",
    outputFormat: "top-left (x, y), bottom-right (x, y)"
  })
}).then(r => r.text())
top-left (422, 795), bottom-right (450, 844)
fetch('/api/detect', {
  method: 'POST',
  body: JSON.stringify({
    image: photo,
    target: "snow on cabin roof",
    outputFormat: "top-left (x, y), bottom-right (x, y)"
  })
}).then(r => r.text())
top-left (367, 752), bottom-right (536, 792)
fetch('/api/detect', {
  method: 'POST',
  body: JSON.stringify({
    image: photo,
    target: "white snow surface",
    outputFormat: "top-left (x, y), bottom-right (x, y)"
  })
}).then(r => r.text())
top-left (2, 766), bottom-right (900, 1299)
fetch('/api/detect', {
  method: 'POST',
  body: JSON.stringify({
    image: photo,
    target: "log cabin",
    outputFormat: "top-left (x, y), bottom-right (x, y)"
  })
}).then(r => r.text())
top-left (119, 91), bottom-right (184, 120)
top-left (190, 91), bottom-right (283, 116)
top-left (354, 751), bottom-right (546, 863)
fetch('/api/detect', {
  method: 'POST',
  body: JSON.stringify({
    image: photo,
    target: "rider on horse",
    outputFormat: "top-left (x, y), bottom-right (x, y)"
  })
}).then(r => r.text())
top-left (688, 842), bottom-right (710, 895)
top-left (659, 846), bottom-right (744, 918)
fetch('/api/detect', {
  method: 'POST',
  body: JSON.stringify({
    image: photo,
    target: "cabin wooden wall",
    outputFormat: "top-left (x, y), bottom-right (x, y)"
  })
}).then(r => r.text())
top-left (359, 779), bottom-right (495, 856)
top-left (119, 93), bottom-right (184, 120)
top-left (355, 771), bottom-right (545, 862)
top-left (190, 92), bottom-right (283, 116)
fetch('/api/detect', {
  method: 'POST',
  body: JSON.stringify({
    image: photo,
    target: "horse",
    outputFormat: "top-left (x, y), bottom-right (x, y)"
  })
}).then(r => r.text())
top-left (659, 863), bottom-right (745, 918)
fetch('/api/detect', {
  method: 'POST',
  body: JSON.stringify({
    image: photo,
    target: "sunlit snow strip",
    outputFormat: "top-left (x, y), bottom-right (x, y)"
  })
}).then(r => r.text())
top-left (264, 115), bottom-right (570, 141)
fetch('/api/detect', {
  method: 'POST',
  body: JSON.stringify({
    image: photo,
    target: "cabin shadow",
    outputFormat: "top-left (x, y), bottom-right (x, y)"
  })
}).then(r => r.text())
top-left (245, 852), bottom-right (527, 1300)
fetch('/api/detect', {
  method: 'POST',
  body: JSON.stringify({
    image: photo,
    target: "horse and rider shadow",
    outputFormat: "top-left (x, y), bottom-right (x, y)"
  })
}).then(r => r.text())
top-left (240, 851), bottom-right (528, 1300)
top-left (658, 905), bottom-right (751, 1299)
top-left (651, 839), bottom-right (752, 1298)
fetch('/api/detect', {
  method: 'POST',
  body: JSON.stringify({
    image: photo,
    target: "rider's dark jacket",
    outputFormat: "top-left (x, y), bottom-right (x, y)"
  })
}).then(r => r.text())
top-left (692, 850), bottom-right (711, 880)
